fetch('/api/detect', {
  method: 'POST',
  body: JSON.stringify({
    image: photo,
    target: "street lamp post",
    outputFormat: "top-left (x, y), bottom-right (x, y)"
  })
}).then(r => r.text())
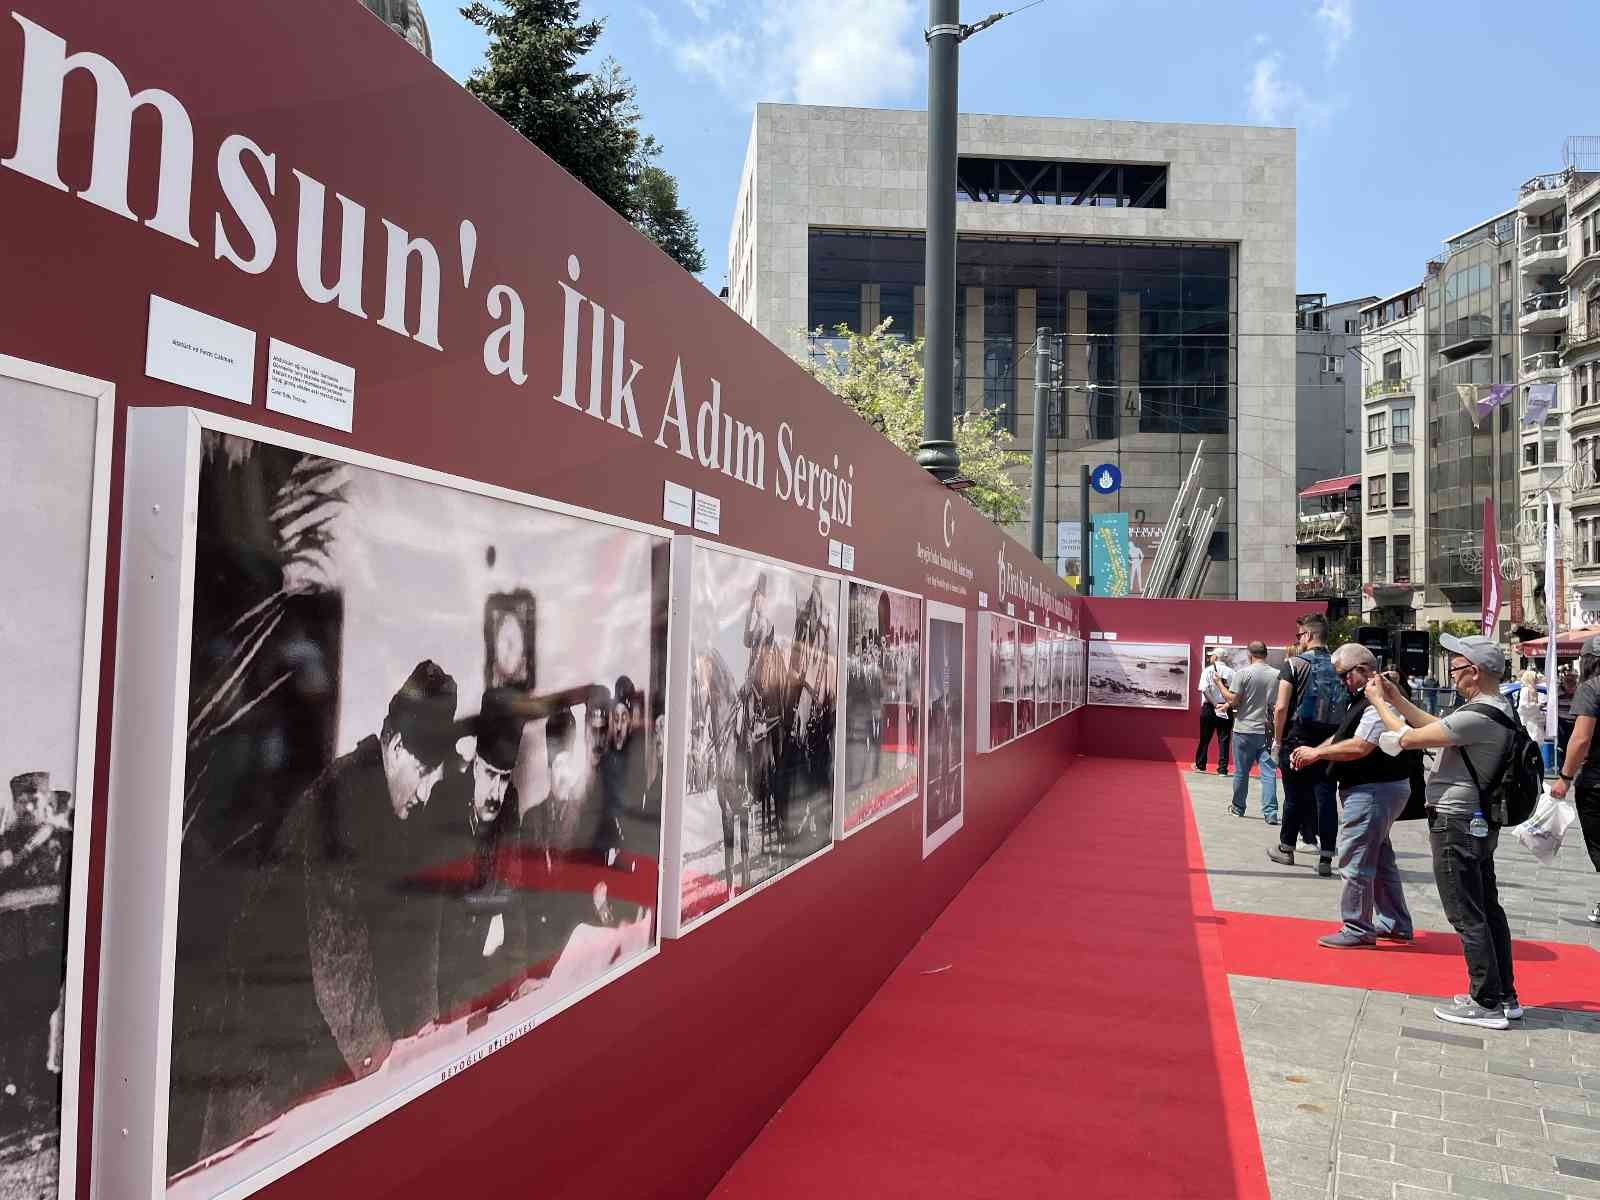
top-left (916, 0), bottom-right (963, 482)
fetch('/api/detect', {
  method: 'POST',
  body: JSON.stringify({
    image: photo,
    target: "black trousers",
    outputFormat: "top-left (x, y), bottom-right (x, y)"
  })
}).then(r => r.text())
top-left (1429, 811), bottom-right (1515, 1009)
top-left (1576, 778), bottom-right (1600, 873)
top-left (1278, 755), bottom-right (1337, 855)
top-left (1195, 702), bottom-right (1232, 772)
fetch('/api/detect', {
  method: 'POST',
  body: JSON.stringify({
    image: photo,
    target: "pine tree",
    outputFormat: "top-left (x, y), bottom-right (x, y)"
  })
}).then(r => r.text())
top-left (463, 0), bottom-right (707, 274)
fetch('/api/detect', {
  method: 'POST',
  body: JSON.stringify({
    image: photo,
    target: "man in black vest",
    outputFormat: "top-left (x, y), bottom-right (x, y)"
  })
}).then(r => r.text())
top-left (1284, 644), bottom-right (1415, 949)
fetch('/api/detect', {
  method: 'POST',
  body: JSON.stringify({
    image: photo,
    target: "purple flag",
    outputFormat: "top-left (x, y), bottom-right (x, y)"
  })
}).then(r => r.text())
top-left (1524, 381), bottom-right (1556, 426)
top-left (1475, 382), bottom-right (1513, 421)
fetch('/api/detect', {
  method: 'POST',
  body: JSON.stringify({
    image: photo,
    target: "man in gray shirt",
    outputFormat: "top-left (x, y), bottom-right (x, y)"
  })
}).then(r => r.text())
top-left (1365, 633), bottom-right (1518, 1032)
top-left (1218, 642), bottom-right (1280, 822)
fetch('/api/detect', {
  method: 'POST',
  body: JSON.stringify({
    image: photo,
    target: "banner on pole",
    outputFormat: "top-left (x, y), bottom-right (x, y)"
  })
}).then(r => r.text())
top-left (1481, 496), bottom-right (1500, 636)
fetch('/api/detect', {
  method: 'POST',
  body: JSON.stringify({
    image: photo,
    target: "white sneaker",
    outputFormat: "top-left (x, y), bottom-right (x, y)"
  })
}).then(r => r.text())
top-left (1589, 901), bottom-right (1600, 925)
top-left (1458, 992), bottom-right (1524, 1020)
top-left (1437, 998), bottom-right (1510, 1030)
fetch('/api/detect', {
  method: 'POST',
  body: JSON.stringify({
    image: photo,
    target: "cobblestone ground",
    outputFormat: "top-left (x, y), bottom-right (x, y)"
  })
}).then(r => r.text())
top-left (1187, 768), bottom-right (1600, 1199)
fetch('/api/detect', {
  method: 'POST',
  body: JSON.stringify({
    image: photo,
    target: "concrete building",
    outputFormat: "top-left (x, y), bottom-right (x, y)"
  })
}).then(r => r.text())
top-left (1357, 284), bottom-right (1427, 626)
top-left (726, 104), bottom-right (1298, 601)
top-left (1295, 474), bottom-right (1362, 618)
top-left (1564, 168), bottom-right (1600, 626)
top-left (1295, 294), bottom-right (1373, 492)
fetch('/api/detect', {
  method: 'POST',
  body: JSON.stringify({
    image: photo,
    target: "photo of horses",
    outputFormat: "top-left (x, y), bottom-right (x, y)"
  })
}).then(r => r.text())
top-left (841, 582), bottom-right (921, 836)
top-left (922, 603), bottom-right (965, 859)
top-left (678, 545), bottom-right (839, 928)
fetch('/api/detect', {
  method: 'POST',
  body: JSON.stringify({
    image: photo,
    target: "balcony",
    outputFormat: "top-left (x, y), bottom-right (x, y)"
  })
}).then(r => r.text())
top-left (1567, 244), bottom-right (1600, 290)
top-left (1568, 321), bottom-right (1600, 363)
top-left (1296, 572), bottom-right (1361, 600)
top-left (1522, 349), bottom-right (1565, 378)
top-left (1296, 510), bottom-right (1355, 544)
top-left (1521, 290), bottom-right (1570, 333)
top-left (1440, 314), bottom-right (1494, 356)
top-left (1364, 377), bottom-right (1414, 401)
top-left (1518, 169), bottom-right (1570, 217)
top-left (1366, 572), bottom-right (1416, 599)
top-left (1521, 230), bottom-right (1568, 272)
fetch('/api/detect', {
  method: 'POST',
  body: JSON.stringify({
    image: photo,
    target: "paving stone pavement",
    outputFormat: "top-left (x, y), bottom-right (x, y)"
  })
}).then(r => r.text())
top-left (1187, 768), bottom-right (1600, 1198)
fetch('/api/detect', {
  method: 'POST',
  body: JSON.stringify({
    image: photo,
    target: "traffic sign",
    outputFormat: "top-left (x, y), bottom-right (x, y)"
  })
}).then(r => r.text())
top-left (1090, 463), bottom-right (1121, 494)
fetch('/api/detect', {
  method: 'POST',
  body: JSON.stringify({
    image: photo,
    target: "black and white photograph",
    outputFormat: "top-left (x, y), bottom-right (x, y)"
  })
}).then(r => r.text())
top-left (1064, 636), bottom-right (1087, 715)
top-left (1088, 641), bottom-right (1190, 710)
top-left (1051, 633), bottom-right (1068, 715)
top-left (1206, 642), bottom-right (1289, 675)
top-left (678, 544), bottom-right (839, 928)
top-left (982, 614), bottom-right (1016, 751)
top-left (162, 428), bottom-right (669, 1195)
top-left (922, 603), bottom-right (965, 859)
top-left (1016, 624), bottom-right (1037, 736)
top-left (841, 582), bottom-right (921, 836)
top-left (0, 358), bottom-right (109, 1200)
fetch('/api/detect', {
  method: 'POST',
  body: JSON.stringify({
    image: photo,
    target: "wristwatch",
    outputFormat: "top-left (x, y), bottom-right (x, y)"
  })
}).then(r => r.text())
top-left (1559, 771), bottom-right (1574, 782)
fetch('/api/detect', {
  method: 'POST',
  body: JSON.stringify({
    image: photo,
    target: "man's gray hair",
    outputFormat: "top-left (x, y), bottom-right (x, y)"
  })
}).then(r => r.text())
top-left (1331, 643), bottom-right (1376, 671)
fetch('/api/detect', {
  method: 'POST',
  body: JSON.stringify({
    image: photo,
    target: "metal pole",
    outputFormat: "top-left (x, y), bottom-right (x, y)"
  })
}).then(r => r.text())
top-left (1079, 463), bottom-right (1091, 595)
top-left (916, 0), bottom-right (962, 482)
top-left (1030, 327), bottom-right (1048, 559)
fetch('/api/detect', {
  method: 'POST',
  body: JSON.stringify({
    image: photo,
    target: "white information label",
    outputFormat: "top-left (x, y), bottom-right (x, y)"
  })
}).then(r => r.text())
top-left (1028, 610), bottom-right (1035, 622)
top-left (145, 294), bottom-right (256, 405)
top-left (265, 338), bottom-right (356, 432)
top-left (1006, 602), bottom-right (1015, 616)
top-left (692, 491), bottom-right (721, 535)
top-left (841, 543), bottom-right (855, 571)
top-left (827, 539), bottom-right (843, 568)
top-left (1103, 632), bottom-right (1119, 641)
top-left (1057, 522), bottom-right (1082, 561)
top-left (978, 591), bottom-right (988, 608)
top-left (1089, 631), bottom-right (1105, 640)
top-left (1203, 635), bottom-right (1220, 644)
top-left (662, 481), bottom-right (692, 527)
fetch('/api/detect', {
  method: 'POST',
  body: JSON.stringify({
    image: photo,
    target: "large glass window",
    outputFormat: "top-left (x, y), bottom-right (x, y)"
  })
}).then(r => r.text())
top-left (1393, 471), bottom-right (1410, 507)
top-left (1383, 349), bottom-right (1401, 381)
top-left (1369, 537), bottom-right (1387, 582)
top-left (1367, 411), bottom-right (1387, 449)
top-left (1394, 535), bottom-right (1411, 583)
top-left (1368, 474), bottom-right (1387, 510)
top-left (1392, 405), bottom-right (1412, 446)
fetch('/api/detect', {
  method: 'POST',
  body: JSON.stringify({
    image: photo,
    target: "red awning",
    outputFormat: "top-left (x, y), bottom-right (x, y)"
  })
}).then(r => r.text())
top-left (1516, 625), bottom-right (1600, 655)
top-left (1298, 474), bottom-right (1360, 499)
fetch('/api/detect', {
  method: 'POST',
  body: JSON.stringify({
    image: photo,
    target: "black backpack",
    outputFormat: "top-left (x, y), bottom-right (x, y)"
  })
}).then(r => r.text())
top-left (1457, 702), bottom-right (1543, 827)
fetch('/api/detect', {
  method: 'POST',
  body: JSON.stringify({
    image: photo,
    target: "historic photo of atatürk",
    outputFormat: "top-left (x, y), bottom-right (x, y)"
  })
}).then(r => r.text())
top-left (679, 546), bottom-right (839, 926)
top-left (922, 608), bottom-right (965, 856)
top-left (163, 431), bottom-right (668, 1195)
top-left (842, 583), bottom-right (921, 835)
top-left (0, 369), bottom-right (102, 1200)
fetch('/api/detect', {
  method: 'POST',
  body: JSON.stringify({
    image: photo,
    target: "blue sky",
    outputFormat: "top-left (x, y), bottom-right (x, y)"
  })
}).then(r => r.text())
top-left (426, 0), bottom-right (1599, 305)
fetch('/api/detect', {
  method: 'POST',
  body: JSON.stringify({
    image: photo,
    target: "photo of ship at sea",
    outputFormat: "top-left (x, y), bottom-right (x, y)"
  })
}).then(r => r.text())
top-left (1087, 641), bottom-right (1190, 710)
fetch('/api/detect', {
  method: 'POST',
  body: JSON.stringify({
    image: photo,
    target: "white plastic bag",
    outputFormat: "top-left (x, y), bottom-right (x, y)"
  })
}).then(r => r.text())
top-left (1513, 790), bottom-right (1579, 866)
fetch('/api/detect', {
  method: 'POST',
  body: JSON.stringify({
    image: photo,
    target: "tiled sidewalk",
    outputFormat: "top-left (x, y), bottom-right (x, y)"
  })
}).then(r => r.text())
top-left (1188, 769), bottom-right (1600, 1199)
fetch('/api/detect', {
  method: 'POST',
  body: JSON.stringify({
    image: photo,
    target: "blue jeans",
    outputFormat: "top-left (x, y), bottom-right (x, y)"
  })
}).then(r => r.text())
top-left (1337, 780), bottom-right (1413, 939)
top-left (1230, 732), bottom-right (1277, 819)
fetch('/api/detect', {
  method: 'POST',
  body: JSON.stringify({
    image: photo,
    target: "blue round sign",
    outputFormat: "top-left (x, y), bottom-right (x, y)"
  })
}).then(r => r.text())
top-left (1090, 463), bottom-right (1122, 494)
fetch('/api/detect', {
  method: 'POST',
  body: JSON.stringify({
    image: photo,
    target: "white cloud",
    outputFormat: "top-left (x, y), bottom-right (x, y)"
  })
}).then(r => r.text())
top-left (1246, 50), bottom-right (1337, 128)
top-left (648, 0), bottom-right (920, 108)
top-left (1314, 0), bottom-right (1353, 59)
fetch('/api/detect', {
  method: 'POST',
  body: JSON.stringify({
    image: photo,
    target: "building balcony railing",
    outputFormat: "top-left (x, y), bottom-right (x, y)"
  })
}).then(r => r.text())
top-left (1296, 573), bottom-right (1362, 600)
top-left (1296, 511), bottom-right (1354, 542)
top-left (1440, 315), bottom-right (1494, 354)
top-left (1522, 349), bottom-right (1565, 376)
top-left (1518, 169), bottom-right (1570, 215)
top-left (1521, 291), bottom-right (1570, 332)
top-left (1568, 321), bottom-right (1600, 361)
top-left (1567, 248), bottom-right (1600, 290)
top-left (1521, 230), bottom-right (1568, 268)
top-left (1366, 572), bottom-right (1415, 592)
top-left (1364, 377), bottom-right (1413, 400)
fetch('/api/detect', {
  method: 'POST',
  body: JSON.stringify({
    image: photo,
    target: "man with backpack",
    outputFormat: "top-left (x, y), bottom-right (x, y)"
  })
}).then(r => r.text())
top-left (1365, 633), bottom-right (1540, 1031)
top-left (1281, 644), bottom-right (1416, 949)
top-left (1268, 614), bottom-right (1346, 877)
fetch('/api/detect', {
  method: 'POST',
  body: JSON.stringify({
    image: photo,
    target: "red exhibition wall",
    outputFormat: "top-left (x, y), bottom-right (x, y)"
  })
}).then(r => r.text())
top-left (0, 3), bottom-right (1083, 1198)
top-left (1079, 597), bottom-right (1310, 764)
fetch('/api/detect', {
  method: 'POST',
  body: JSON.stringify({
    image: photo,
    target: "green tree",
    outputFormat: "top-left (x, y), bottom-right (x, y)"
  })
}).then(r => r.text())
top-left (462, 1), bottom-right (706, 273)
top-left (798, 321), bottom-right (1027, 525)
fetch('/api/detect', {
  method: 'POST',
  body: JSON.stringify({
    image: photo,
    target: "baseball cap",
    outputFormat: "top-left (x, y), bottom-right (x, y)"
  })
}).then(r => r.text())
top-left (1439, 633), bottom-right (1504, 675)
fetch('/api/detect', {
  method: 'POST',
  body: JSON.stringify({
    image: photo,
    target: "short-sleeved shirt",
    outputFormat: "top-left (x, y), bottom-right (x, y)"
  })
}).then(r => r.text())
top-left (1229, 662), bottom-right (1280, 735)
top-left (1571, 679), bottom-right (1600, 776)
top-left (1426, 694), bottom-right (1516, 818)
top-left (1198, 662), bottom-right (1233, 709)
top-left (1353, 705), bottom-right (1386, 744)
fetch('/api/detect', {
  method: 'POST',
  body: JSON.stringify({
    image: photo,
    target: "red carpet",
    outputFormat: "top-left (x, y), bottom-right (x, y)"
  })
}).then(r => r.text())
top-left (1214, 910), bottom-right (1600, 1011)
top-left (714, 760), bottom-right (1268, 1200)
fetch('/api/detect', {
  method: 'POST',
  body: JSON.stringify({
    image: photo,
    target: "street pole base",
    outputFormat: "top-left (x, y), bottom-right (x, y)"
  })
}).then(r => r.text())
top-left (916, 440), bottom-right (961, 481)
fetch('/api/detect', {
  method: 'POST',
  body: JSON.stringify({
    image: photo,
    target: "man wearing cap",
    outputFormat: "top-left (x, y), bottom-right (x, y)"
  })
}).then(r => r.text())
top-left (597, 676), bottom-right (647, 866)
top-left (1365, 634), bottom-right (1520, 1031)
top-left (191, 660), bottom-right (459, 1162)
top-left (1548, 633), bottom-right (1600, 927)
top-left (430, 687), bottom-right (528, 1019)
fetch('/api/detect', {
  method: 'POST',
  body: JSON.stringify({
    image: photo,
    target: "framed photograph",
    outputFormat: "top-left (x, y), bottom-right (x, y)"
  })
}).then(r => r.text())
top-left (1064, 636), bottom-right (1087, 715)
top-left (839, 580), bottom-right (921, 838)
top-left (0, 354), bottom-right (112, 1200)
top-left (1088, 641), bottom-right (1191, 710)
top-left (1205, 642), bottom-right (1289, 677)
top-left (922, 602), bottom-right (966, 860)
top-left (977, 613), bottom-right (1015, 752)
top-left (99, 408), bottom-right (671, 1200)
top-left (1015, 624), bottom-right (1037, 736)
top-left (662, 539), bottom-right (840, 936)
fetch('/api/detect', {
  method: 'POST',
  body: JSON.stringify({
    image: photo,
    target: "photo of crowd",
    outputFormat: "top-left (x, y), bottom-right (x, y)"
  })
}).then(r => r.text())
top-left (842, 583), bottom-right (922, 835)
top-left (923, 607), bottom-right (966, 857)
top-left (164, 431), bottom-right (669, 1192)
top-left (985, 615), bottom-right (1017, 749)
top-left (678, 546), bottom-right (839, 927)
top-left (1017, 624), bottom-right (1038, 735)
top-left (1088, 641), bottom-right (1190, 709)
top-left (0, 372), bottom-right (102, 1200)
